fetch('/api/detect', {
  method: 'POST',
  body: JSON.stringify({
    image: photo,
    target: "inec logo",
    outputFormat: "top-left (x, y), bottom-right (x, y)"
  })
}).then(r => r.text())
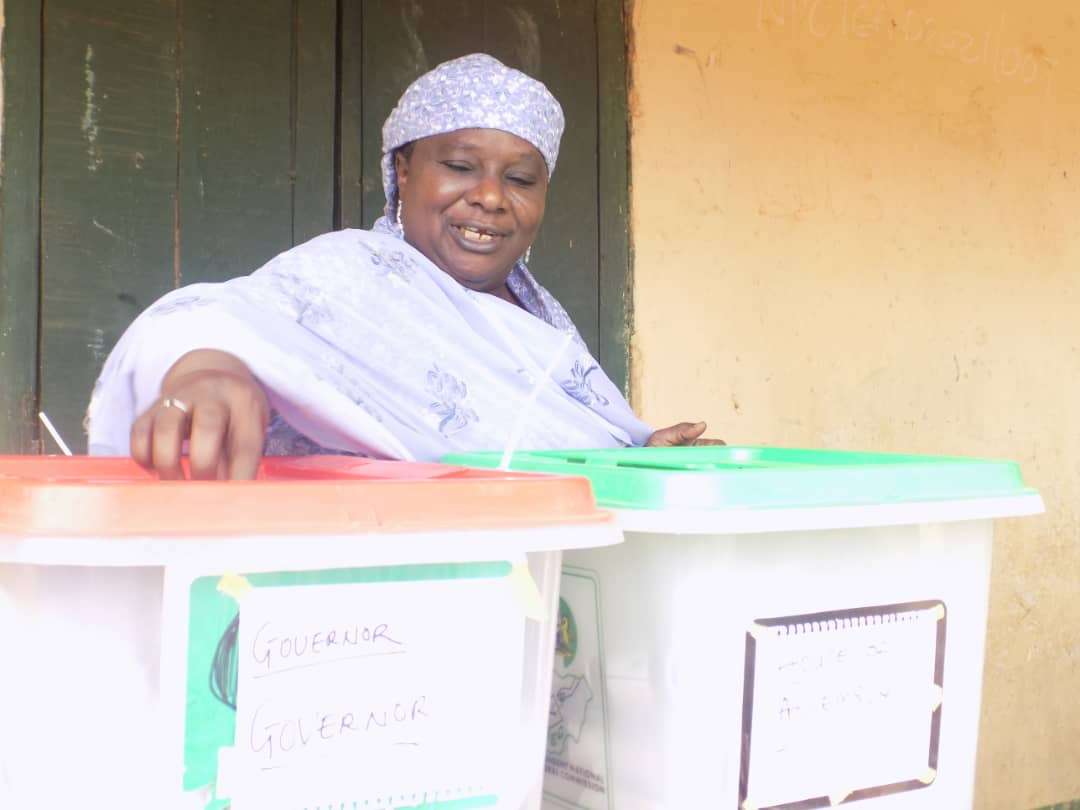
top-left (547, 590), bottom-right (595, 759)
top-left (555, 596), bottom-right (578, 667)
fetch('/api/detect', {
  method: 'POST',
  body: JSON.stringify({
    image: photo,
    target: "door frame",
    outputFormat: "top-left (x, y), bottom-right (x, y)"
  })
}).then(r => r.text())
top-left (0, 0), bottom-right (44, 453)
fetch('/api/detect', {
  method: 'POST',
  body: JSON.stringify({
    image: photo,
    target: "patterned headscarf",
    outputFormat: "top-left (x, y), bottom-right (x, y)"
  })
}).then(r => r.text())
top-left (381, 53), bottom-right (565, 218)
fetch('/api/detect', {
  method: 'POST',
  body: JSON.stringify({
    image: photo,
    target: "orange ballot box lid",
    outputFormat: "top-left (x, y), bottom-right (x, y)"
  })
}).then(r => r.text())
top-left (0, 455), bottom-right (609, 537)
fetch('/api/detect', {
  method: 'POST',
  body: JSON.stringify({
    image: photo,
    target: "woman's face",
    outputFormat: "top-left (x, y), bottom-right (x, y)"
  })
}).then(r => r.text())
top-left (395, 128), bottom-right (548, 295)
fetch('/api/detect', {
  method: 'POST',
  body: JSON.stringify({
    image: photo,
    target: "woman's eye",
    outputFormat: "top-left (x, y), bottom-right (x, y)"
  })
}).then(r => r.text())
top-left (442, 161), bottom-right (472, 172)
top-left (509, 175), bottom-right (537, 187)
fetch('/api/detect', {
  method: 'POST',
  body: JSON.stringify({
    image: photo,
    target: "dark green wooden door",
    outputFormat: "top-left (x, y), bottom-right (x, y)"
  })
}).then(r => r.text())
top-left (34, 0), bottom-right (335, 452)
top-left (0, 0), bottom-right (629, 454)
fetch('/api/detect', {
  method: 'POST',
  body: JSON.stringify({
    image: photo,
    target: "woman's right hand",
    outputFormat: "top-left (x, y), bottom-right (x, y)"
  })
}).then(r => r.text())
top-left (129, 350), bottom-right (270, 480)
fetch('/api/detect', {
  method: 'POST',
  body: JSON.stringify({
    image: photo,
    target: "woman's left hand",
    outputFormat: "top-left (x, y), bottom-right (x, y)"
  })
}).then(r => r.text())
top-left (646, 421), bottom-right (726, 447)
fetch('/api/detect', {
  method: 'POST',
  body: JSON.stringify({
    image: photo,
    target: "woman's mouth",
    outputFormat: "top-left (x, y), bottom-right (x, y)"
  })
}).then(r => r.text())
top-left (450, 223), bottom-right (505, 253)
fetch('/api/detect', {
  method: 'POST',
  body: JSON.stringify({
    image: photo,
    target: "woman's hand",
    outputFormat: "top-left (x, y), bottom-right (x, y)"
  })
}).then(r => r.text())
top-left (646, 421), bottom-right (726, 447)
top-left (130, 350), bottom-right (270, 480)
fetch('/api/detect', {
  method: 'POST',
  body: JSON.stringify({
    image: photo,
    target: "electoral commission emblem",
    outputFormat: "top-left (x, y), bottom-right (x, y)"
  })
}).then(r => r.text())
top-left (555, 596), bottom-right (578, 667)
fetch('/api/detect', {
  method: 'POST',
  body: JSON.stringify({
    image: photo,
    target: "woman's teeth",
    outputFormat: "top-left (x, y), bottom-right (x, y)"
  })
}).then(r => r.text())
top-left (455, 225), bottom-right (496, 243)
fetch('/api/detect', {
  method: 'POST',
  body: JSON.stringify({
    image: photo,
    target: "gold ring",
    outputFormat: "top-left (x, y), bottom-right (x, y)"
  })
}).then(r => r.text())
top-left (161, 397), bottom-right (190, 415)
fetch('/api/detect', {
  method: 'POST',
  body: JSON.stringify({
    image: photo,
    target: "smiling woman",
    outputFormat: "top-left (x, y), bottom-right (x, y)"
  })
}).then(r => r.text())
top-left (85, 54), bottom-right (715, 478)
top-left (395, 129), bottom-right (548, 302)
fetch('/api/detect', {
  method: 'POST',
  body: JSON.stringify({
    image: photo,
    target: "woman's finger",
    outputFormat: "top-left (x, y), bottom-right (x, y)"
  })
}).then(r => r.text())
top-left (225, 398), bottom-right (267, 480)
top-left (646, 421), bottom-right (711, 447)
top-left (188, 401), bottom-right (229, 480)
top-left (150, 402), bottom-right (190, 480)
top-left (130, 410), bottom-right (155, 469)
top-left (677, 422), bottom-right (708, 443)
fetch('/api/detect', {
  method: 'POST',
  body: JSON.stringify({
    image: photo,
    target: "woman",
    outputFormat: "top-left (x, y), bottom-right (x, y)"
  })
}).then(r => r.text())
top-left (86, 54), bottom-right (716, 479)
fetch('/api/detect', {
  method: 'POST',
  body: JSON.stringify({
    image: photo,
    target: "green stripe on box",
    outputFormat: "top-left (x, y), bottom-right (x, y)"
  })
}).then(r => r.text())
top-left (399, 796), bottom-right (499, 809)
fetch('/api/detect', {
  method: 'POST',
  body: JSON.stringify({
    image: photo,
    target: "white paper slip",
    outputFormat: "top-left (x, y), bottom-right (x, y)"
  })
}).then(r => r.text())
top-left (741, 601), bottom-right (946, 810)
top-left (224, 573), bottom-right (526, 809)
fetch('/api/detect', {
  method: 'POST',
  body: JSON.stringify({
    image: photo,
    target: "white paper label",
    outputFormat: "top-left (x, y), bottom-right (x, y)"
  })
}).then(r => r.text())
top-left (225, 575), bottom-right (525, 808)
top-left (743, 604), bottom-right (944, 808)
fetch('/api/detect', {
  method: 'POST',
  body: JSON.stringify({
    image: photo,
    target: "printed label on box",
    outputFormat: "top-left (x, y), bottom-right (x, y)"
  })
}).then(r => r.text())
top-left (543, 568), bottom-right (612, 810)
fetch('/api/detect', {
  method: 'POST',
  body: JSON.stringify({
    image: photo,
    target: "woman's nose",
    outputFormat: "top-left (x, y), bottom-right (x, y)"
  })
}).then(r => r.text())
top-left (464, 174), bottom-right (507, 212)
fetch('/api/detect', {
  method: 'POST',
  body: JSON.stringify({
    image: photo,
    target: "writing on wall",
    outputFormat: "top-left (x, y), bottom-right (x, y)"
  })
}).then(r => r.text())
top-left (757, 0), bottom-right (1056, 94)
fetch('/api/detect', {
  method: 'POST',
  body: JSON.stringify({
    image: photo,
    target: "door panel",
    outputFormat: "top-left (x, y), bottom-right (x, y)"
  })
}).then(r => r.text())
top-left (39, 0), bottom-right (179, 449)
top-left (37, 0), bottom-right (335, 451)
top-left (177, 0), bottom-right (296, 284)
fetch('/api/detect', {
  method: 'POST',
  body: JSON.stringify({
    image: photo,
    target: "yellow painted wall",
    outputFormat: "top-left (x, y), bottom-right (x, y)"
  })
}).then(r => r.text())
top-left (628, 1), bottom-right (1079, 807)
